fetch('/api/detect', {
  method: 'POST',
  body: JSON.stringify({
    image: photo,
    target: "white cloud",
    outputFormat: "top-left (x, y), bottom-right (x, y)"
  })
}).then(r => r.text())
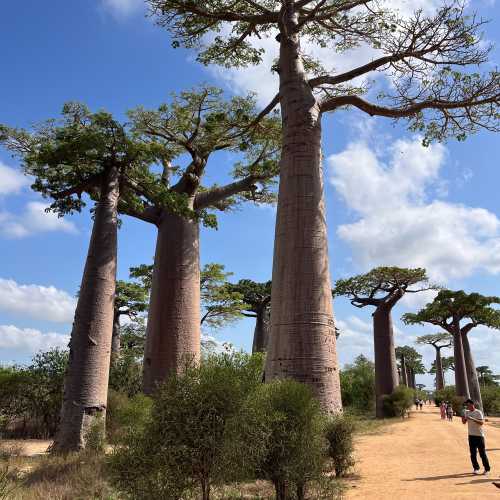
top-left (0, 325), bottom-right (69, 355)
top-left (328, 137), bottom-right (500, 281)
top-left (0, 162), bottom-right (28, 196)
top-left (0, 279), bottom-right (76, 323)
top-left (0, 201), bottom-right (77, 238)
top-left (102, 0), bottom-right (144, 18)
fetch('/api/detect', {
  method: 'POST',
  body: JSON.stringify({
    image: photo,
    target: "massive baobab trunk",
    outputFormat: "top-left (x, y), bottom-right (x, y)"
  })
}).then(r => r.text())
top-left (143, 211), bottom-right (200, 394)
top-left (265, 13), bottom-right (342, 412)
top-left (252, 307), bottom-right (270, 353)
top-left (452, 329), bottom-right (470, 398)
top-left (52, 166), bottom-right (119, 452)
top-left (435, 347), bottom-right (445, 391)
top-left (462, 333), bottom-right (482, 408)
top-left (373, 306), bottom-right (399, 417)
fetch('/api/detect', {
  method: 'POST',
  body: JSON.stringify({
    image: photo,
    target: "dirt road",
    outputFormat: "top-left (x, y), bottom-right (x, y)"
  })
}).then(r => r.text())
top-left (347, 406), bottom-right (500, 499)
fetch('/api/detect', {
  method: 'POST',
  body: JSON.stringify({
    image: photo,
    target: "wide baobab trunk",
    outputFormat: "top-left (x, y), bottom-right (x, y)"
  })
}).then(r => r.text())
top-left (142, 211), bottom-right (201, 394)
top-left (372, 306), bottom-right (399, 417)
top-left (252, 307), bottom-right (270, 353)
top-left (435, 347), bottom-right (445, 391)
top-left (462, 333), bottom-right (482, 409)
top-left (452, 329), bottom-right (470, 398)
top-left (52, 166), bottom-right (119, 452)
top-left (401, 355), bottom-right (408, 386)
top-left (265, 14), bottom-right (341, 412)
top-left (110, 313), bottom-right (120, 364)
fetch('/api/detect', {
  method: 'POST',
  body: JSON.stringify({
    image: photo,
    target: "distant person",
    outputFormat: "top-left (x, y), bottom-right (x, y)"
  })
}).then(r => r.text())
top-left (415, 399), bottom-right (419, 410)
top-left (440, 402), bottom-right (446, 420)
top-left (419, 401), bottom-right (423, 410)
top-left (461, 398), bottom-right (490, 476)
top-left (446, 403), bottom-right (453, 421)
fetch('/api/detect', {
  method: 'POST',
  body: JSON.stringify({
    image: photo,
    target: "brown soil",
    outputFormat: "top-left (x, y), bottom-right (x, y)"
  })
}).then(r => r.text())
top-left (346, 405), bottom-right (500, 499)
top-left (0, 439), bottom-right (52, 456)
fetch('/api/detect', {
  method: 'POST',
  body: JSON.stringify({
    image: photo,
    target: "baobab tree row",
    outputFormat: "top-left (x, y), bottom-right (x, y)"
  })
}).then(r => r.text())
top-left (2, 0), bottom-right (500, 451)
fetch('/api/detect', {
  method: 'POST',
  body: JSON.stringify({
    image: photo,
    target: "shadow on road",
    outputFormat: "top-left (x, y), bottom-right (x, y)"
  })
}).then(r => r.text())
top-left (404, 473), bottom-right (473, 481)
top-left (455, 479), bottom-right (493, 485)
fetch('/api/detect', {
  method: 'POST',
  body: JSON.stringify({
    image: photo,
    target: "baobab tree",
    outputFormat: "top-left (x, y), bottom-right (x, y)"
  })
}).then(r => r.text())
top-left (416, 333), bottom-right (452, 390)
top-left (0, 104), bottom-right (160, 451)
top-left (429, 355), bottom-right (454, 384)
top-left (403, 290), bottom-right (500, 407)
top-left (121, 87), bottom-right (280, 393)
top-left (147, 0), bottom-right (500, 412)
top-left (476, 366), bottom-right (500, 387)
top-left (227, 279), bottom-right (272, 353)
top-left (334, 267), bottom-right (434, 417)
top-left (395, 345), bottom-right (425, 390)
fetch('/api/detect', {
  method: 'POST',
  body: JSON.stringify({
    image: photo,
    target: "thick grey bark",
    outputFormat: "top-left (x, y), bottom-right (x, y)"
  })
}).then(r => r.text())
top-left (462, 333), bottom-right (482, 409)
top-left (252, 307), bottom-right (270, 353)
top-left (142, 211), bottom-right (200, 394)
top-left (401, 355), bottom-right (408, 386)
top-left (52, 166), bottom-right (119, 452)
top-left (452, 328), bottom-right (470, 398)
top-left (373, 306), bottom-right (399, 418)
top-left (265, 6), bottom-right (342, 413)
top-left (435, 347), bottom-right (445, 391)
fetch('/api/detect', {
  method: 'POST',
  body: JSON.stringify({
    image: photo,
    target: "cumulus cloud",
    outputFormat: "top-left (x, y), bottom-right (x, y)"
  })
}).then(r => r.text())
top-left (0, 279), bottom-right (76, 323)
top-left (101, 0), bottom-right (144, 17)
top-left (0, 201), bottom-right (77, 238)
top-left (328, 137), bottom-right (500, 281)
top-left (0, 162), bottom-right (28, 196)
top-left (0, 325), bottom-right (69, 355)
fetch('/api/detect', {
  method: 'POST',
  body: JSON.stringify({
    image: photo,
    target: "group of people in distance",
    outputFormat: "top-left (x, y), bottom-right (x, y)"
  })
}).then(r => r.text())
top-left (439, 401), bottom-right (455, 421)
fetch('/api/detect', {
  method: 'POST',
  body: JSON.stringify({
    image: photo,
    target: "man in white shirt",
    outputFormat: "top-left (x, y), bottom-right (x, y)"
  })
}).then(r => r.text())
top-left (461, 398), bottom-right (490, 475)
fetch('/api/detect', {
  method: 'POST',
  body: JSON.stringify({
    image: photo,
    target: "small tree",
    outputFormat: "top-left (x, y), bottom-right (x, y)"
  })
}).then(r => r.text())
top-left (334, 267), bottom-right (434, 417)
top-left (403, 290), bottom-right (500, 407)
top-left (476, 366), bottom-right (500, 387)
top-left (109, 352), bottom-right (264, 500)
top-left (416, 333), bottom-right (452, 390)
top-left (339, 355), bottom-right (375, 412)
top-left (382, 386), bottom-right (414, 419)
top-left (1, 104), bottom-right (164, 451)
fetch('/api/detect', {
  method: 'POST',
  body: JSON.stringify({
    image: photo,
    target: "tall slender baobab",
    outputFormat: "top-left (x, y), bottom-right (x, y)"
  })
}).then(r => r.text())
top-left (395, 346), bottom-right (425, 391)
top-left (227, 279), bottom-right (272, 353)
top-left (147, 0), bottom-right (500, 411)
top-left (121, 87), bottom-right (280, 393)
top-left (334, 267), bottom-right (434, 417)
top-left (416, 333), bottom-right (452, 391)
top-left (403, 290), bottom-right (500, 407)
top-left (0, 104), bottom-right (161, 451)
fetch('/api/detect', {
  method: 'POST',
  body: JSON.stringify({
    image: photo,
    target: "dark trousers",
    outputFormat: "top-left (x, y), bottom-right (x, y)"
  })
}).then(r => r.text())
top-left (468, 435), bottom-right (490, 471)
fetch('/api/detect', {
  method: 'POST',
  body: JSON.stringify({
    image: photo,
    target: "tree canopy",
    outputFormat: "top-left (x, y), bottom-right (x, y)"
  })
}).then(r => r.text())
top-left (416, 332), bottom-right (452, 349)
top-left (429, 356), bottom-right (455, 374)
top-left (402, 290), bottom-right (500, 333)
top-left (395, 345), bottom-right (425, 374)
top-left (226, 279), bottom-right (272, 317)
top-left (333, 266), bottom-right (435, 309)
top-left (147, 1), bottom-right (500, 143)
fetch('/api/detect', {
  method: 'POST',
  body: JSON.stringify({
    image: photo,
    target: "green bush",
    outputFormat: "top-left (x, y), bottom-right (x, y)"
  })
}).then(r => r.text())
top-left (325, 415), bottom-right (355, 477)
top-left (340, 355), bottom-right (375, 412)
top-left (108, 351), bottom-right (264, 500)
top-left (382, 386), bottom-right (414, 418)
top-left (433, 386), bottom-right (456, 407)
top-left (106, 390), bottom-right (152, 444)
top-left (239, 379), bottom-right (330, 500)
top-left (481, 385), bottom-right (500, 415)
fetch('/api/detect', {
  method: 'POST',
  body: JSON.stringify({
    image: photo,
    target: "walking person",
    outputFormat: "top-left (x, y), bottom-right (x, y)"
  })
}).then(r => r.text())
top-left (446, 402), bottom-right (454, 421)
top-left (461, 398), bottom-right (491, 476)
top-left (440, 402), bottom-right (446, 420)
top-left (419, 400), bottom-right (423, 410)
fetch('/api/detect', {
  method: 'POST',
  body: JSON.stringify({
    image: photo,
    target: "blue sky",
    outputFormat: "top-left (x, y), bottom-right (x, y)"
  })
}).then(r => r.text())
top-left (0, 0), bottom-right (499, 389)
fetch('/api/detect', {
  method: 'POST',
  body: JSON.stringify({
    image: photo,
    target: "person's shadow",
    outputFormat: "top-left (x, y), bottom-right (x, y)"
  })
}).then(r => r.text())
top-left (404, 473), bottom-right (472, 481)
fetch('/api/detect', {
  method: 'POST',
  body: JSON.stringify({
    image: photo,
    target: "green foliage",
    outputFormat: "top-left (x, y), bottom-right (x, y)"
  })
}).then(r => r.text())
top-left (239, 379), bottom-right (330, 498)
top-left (476, 365), bottom-right (500, 387)
top-left (402, 290), bottom-right (500, 331)
top-left (433, 386), bottom-right (457, 406)
top-left (382, 386), bottom-right (414, 418)
top-left (324, 415), bottom-right (355, 477)
top-left (0, 349), bottom-right (67, 438)
top-left (114, 279), bottom-right (148, 321)
top-left (108, 352), bottom-right (264, 499)
top-left (416, 332), bottom-right (452, 348)
top-left (339, 355), bottom-right (375, 412)
top-left (429, 356), bottom-right (454, 374)
top-left (395, 346), bottom-right (426, 374)
top-left (481, 385), bottom-right (500, 415)
top-left (226, 279), bottom-right (271, 315)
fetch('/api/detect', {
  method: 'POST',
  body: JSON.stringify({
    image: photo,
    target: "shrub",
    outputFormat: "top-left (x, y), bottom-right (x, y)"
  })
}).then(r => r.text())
top-left (106, 390), bottom-right (152, 444)
top-left (325, 415), bottom-right (355, 477)
top-left (433, 386), bottom-right (456, 407)
top-left (481, 385), bottom-right (500, 416)
top-left (108, 351), bottom-right (264, 500)
top-left (340, 355), bottom-right (375, 412)
top-left (239, 379), bottom-right (330, 500)
top-left (382, 386), bottom-right (414, 418)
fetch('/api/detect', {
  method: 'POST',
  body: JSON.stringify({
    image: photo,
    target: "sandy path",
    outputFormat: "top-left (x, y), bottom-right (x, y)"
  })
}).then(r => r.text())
top-left (347, 405), bottom-right (500, 499)
top-left (0, 439), bottom-right (52, 456)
